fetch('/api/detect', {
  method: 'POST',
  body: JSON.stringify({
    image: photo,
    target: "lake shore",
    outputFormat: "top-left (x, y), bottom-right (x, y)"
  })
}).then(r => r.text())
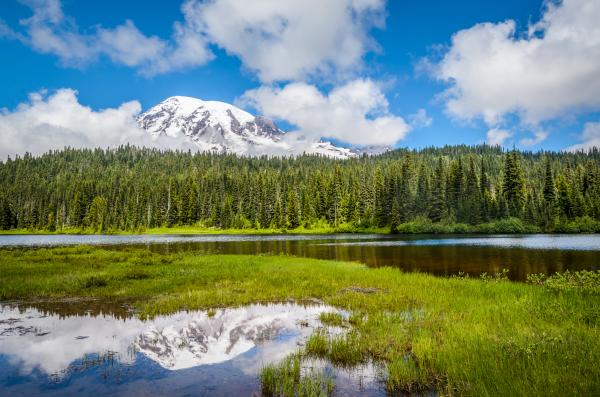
top-left (3, 216), bottom-right (600, 235)
top-left (1, 246), bottom-right (598, 395)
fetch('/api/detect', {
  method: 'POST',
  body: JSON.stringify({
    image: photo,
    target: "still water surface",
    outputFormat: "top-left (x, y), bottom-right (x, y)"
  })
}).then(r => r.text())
top-left (0, 302), bottom-right (381, 397)
top-left (1, 233), bottom-right (599, 280)
top-left (1, 233), bottom-right (598, 395)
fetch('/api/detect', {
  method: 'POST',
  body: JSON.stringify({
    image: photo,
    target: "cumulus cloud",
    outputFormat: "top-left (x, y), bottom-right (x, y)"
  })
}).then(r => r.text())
top-left (486, 128), bottom-right (512, 146)
top-left (5, 0), bottom-right (384, 81)
top-left (0, 89), bottom-right (194, 159)
top-left (4, 0), bottom-right (213, 74)
top-left (240, 79), bottom-right (410, 146)
top-left (185, 0), bottom-right (385, 82)
top-left (431, 0), bottom-right (600, 145)
top-left (408, 108), bottom-right (433, 128)
top-left (520, 130), bottom-right (549, 147)
top-left (566, 122), bottom-right (600, 152)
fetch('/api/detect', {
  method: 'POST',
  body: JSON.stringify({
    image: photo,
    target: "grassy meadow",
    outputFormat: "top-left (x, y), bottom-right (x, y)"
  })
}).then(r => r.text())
top-left (0, 246), bottom-right (598, 396)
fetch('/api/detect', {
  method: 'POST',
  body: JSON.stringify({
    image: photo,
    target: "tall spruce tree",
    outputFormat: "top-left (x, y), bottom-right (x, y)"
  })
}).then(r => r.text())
top-left (429, 157), bottom-right (446, 222)
top-left (502, 150), bottom-right (526, 217)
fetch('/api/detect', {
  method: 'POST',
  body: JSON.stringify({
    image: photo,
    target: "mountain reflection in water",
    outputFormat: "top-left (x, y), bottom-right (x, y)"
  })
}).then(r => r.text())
top-left (1, 302), bottom-right (371, 397)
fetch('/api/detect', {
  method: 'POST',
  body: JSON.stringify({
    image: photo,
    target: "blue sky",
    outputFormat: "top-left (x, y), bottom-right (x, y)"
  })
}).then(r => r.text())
top-left (1, 0), bottom-right (599, 156)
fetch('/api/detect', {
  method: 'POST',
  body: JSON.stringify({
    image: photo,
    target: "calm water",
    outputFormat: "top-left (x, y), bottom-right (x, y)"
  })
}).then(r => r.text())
top-left (1, 233), bottom-right (598, 395)
top-left (0, 302), bottom-right (383, 397)
top-left (1, 233), bottom-right (599, 280)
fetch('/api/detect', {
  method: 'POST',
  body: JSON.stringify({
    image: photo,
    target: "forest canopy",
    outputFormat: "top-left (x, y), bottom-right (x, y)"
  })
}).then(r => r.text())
top-left (1, 145), bottom-right (599, 233)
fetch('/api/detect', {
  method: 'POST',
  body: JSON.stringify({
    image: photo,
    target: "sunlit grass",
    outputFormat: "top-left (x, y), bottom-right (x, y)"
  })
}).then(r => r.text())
top-left (0, 246), bottom-right (598, 395)
top-left (260, 354), bottom-right (334, 397)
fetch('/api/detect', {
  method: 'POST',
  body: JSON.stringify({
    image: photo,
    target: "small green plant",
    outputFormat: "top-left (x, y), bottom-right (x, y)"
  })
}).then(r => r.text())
top-left (348, 312), bottom-right (364, 326)
top-left (386, 356), bottom-right (432, 393)
top-left (479, 268), bottom-right (510, 282)
top-left (328, 332), bottom-right (363, 366)
top-left (305, 329), bottom-right (329, 356)
top-left (306, 329), bottom-right (364, 367)
top-left (122, 269), bottom-right (149, 280)
top-left (527, 270), bottom-right (600, 294)
top-left (451, 271), bottom-right (470, 280)
top-left (260, 354), bottom-right (334, 397)
top-left (319, 312), bottom-right (345, 327)
top-left (81, 275), bottom-right (109, 288)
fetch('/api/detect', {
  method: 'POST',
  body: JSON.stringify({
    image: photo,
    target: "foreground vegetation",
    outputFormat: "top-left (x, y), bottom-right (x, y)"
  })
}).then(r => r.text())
top-left (1, 145), bottom-right (600, 234)
top-left (0, 246), bottom-right (598, 395)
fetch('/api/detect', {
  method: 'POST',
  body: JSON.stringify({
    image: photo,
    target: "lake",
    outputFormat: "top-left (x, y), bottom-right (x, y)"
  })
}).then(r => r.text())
top-left (0, 302), bottom-right (383, 397)
top-left (1, 233), bottom-right (599, 281)
top-left (1, 233), bottom-right (599, 396)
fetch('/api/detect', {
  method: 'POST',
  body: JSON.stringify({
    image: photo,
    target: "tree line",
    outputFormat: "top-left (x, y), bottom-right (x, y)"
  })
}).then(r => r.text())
top-left (1, 145), bottom-right (599, 232)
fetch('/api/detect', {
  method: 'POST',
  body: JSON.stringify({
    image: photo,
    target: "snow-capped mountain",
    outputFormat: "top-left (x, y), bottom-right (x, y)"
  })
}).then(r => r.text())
top-left (137, 96), bottom-right (382, 159)
top-left (134, 309), bottom-right (288, 369)
top-left (133, 303), bottom-right (330, 370)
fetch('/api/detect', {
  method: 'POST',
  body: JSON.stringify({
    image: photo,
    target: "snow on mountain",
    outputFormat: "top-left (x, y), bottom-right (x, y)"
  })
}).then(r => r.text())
top-left (0, 303), bottom-right (334, 375)
top-left (134, 303), bottom-right (328, 370)
top-left (137, 96), bottom-right (387, 159)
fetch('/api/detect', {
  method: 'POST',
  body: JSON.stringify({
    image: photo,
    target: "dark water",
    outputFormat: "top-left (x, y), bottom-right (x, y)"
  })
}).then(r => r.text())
top-left (1, 233), bottom-right (599, 280)
top-left (0, 302), bottom-right (383, 397)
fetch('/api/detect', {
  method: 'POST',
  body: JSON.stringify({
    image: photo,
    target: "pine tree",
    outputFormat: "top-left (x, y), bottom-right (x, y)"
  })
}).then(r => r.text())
top-left (446, 158), bottom-right (465, 221)
top-left (415, 164), bottom-right (430, 217)
top-left (86, 196), bottom-right (108, 232)
top-left (390, 196), bottom-right (401, 233)
top-left (542, 157), bottom-right (557, 228)
top-left (464, 157), bottom-right (481, 224)
top-left (286, 190), bottom-right (300, 229)
top-left (374, 167), bottom-right (387, 226)
top-left (480, 158), bottom-right (493, 222)
top-left (429, 157), bottom-right (446, 222)
top-left (502, 150), bottom-right (526, 217)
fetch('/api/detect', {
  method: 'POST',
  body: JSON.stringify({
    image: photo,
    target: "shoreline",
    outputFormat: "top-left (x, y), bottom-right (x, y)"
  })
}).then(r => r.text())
top-left (3, 216), bottom-right (599, 236)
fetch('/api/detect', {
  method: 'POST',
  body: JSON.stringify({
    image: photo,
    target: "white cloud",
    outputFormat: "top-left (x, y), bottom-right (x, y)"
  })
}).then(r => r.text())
top-left (5, 0), bottom-right (213, 74)
top-left (5, 0), bottom-right (385, 81)
top-left (486, 128), bottom-right (512, 146)
top-left (240, 79), bottom-right (410, 146)
top-left (146, 0), bottom-right (386, 82)
top-left (96, 21), bottom-right (167, 67)
top-left (408, 108), bottom-right (433, 128)
top-left (0, 89), bottom-right (194, 159)
top-left (520, 130), bottom-right (549, 147)
top-left (0, 19), bottom-right (22, 40)
top-left (432, 0), bottom-right (600, 144)
top-left (566, 122), bottom-right (600, 151)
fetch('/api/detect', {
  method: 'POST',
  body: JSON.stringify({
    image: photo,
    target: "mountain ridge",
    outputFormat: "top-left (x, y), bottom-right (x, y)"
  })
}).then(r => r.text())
top-left (137, 96), bottom-right (386, 158)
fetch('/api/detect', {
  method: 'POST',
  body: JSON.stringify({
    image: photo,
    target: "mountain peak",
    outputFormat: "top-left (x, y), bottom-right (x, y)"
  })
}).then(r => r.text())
top-left (137, 96), bottom-right (385, 158)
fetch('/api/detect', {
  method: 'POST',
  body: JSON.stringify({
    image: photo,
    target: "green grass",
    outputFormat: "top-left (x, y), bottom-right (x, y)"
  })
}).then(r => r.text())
top-left (4, 216), bottom-right (599, 235)
top-left (318, 312), bottom-right (346, 327)
top-left (0, 246), bottom-right (598, 395)
top-left (260, 354), bottom-right (334, 397)
top-left (0, 224), bottom-right (390, 235)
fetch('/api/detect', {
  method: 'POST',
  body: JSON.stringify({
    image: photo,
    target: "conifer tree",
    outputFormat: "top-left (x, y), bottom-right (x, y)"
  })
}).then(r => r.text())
top-left (429, 158), bottom-right (446, 222)
top-left (286, 190), bottom-right (300, 229)
top-left (502, 150), bottom-right (526, 217)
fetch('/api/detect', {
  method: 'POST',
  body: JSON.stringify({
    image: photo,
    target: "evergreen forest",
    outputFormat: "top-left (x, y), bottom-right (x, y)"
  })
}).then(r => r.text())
top-left (1, 145), bottom-right (600, 233)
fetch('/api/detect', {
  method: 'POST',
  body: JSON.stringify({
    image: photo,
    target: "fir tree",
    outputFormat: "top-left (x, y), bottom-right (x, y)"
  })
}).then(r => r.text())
top-left (502, 150), bottom-right (526, 217)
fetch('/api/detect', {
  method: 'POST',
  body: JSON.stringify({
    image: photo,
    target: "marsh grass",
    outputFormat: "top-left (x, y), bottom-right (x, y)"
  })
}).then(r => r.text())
top-left (0, 246), bottom-right (599, 395)
top-left (260, 354), bottom-right (334, 397)
top-left (318, 312), bottom-right (345, 327)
